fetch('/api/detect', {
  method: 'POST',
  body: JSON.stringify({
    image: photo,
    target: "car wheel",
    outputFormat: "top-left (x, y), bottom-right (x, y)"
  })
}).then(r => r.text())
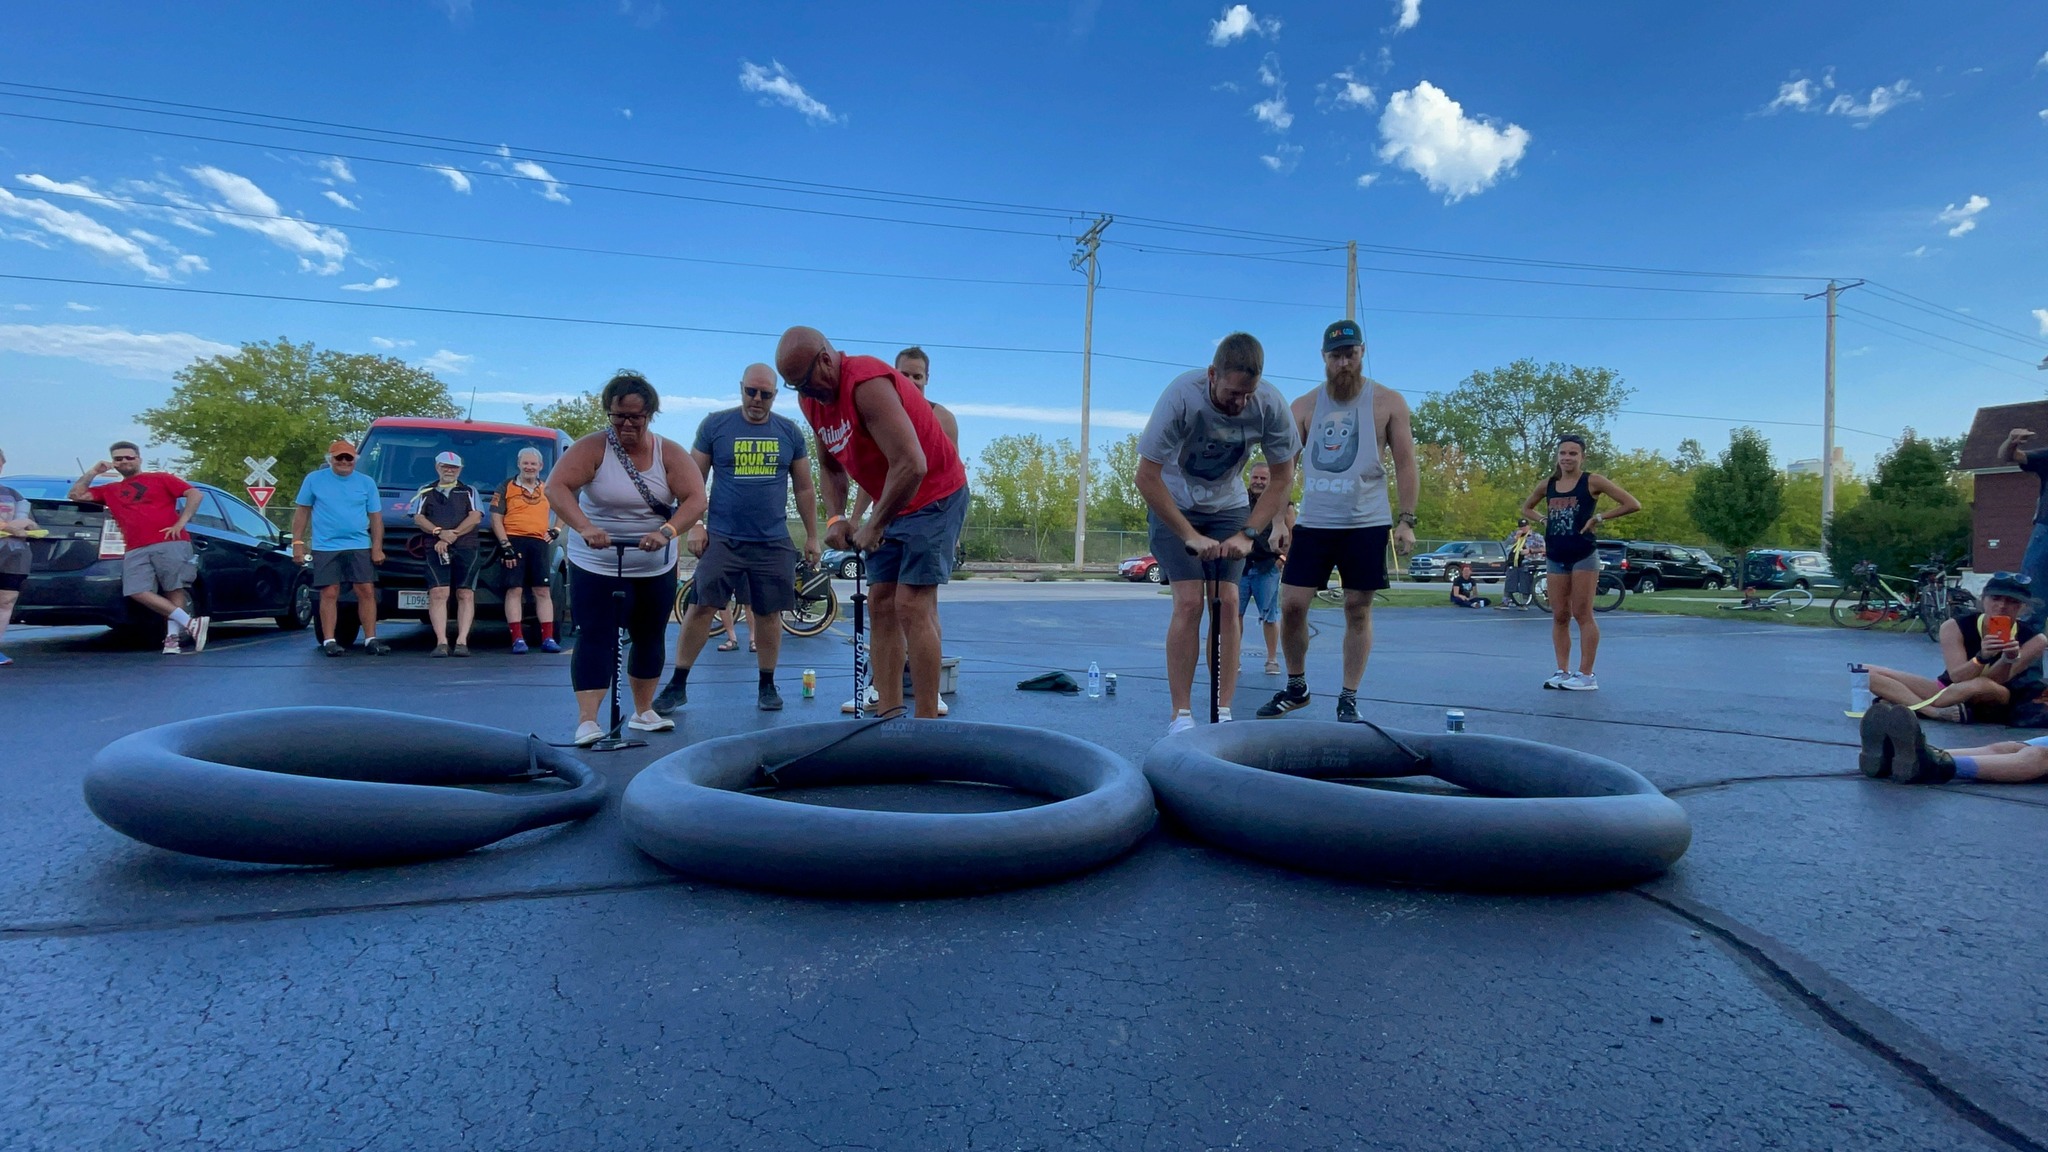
top-left (1635, 573), bottom-right (1659, 594)
top-left (1793, 579), bottom-right (1810, 591)
top-left (274, 576), bottom-right (315, 631)
top-left (1702, 579), bottom-right (1721, 591)
top-left (838, 558), bottom-right (861, 579)
top-left (1146, 566), bottom-right (1163, 584)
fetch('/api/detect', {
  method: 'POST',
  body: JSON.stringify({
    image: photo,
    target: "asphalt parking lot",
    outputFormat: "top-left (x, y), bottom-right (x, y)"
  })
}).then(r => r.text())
top-left (3, 584), bottom-right (2044, 1151)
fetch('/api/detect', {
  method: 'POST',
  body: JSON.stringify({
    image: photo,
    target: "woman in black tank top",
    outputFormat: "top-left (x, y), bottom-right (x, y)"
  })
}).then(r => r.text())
top-left (1516, 435), bottom-right (1641, 692)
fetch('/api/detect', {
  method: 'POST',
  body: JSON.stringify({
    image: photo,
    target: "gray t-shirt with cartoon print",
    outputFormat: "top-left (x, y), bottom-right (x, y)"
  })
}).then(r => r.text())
top-left (1137, 369), bottom-right (1300, 514)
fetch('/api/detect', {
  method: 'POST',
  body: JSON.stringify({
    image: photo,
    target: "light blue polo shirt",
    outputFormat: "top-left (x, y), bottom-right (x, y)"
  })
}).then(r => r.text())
top-left (294, 468), bottom-right (382, 551)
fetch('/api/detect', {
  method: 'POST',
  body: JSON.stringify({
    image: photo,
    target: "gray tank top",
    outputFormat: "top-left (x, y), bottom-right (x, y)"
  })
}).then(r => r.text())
top-left (566, 434), bottom-right (678, 578)
top-left (1296, 382), bottom-right (1391, 530)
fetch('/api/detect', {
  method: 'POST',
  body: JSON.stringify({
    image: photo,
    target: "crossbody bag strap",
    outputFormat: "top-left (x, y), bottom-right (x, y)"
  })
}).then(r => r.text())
top-left (607, 428), bottom-right (677, 521)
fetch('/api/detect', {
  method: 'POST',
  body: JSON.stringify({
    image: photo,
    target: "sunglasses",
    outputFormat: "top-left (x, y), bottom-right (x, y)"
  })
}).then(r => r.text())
top-left (111, 456), bottom-right (139, 462)
top-left (1989, 571), bottom-right (2033, 588)
top-left (608, 411), bottom-right (650, 424)
top-left (743, 387), bottom-right (776, 401)
top-left (332, 454), bottom-right (356, 462)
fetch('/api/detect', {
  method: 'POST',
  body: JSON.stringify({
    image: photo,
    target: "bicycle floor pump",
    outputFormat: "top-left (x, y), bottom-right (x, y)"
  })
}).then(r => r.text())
top-left (586, 542), bottom-right (648, 753)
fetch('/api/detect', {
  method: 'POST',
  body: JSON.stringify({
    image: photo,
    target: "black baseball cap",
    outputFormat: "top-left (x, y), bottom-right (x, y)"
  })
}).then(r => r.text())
top-left (1322, 320), bottom-right (1364, 352)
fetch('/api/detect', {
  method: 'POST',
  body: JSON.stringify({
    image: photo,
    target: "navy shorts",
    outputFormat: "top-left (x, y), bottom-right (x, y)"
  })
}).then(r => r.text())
top-left (868, 486), bottom-right (968, 587)
top-left (694, 536), bottom-right (798, 613)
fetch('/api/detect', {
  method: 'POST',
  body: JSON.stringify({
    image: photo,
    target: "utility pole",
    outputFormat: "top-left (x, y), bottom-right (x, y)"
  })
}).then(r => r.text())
top-left (1804, 279), bottom-right (1863, 528)
top-left (1071, 215), bottom-right (1111, 570)
top-left (1346, 241), bottom-right (1358, 321)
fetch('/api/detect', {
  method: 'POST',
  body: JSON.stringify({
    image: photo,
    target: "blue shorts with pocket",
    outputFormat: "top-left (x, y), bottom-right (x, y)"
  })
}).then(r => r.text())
top-left (867, 486), bottom-right (968, 587)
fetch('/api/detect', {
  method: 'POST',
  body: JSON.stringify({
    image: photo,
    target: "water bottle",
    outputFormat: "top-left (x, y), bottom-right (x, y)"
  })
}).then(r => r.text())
top-left (1087, 661), bottom-right (1102, 698)
top-left (1849, 663), bottom-right (1871, 714)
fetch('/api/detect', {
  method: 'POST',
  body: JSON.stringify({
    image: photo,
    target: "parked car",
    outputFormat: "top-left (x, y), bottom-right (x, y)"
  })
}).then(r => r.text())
top-left (8, 475), bottom-right (314, 641)
top-left (1409, 541), bottom-right (1508, 582)
top-left (1119, 554), bottom-right (1163, 584)
top-left (1743, 549), bottom-right (1840, 592)
top-left (337, 416), bottom-right (576, 643)
top-left (1614, 541), bottom-right (1728, 592)
top-left (824, 547), bottom-right (863, 579)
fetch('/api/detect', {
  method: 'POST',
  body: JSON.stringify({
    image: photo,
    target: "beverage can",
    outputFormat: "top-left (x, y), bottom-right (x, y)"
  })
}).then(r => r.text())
top-left (1445, 709), bottom-right (1466, 733)
top-left (1104, 673), bottom-right (1117, 696)
top-left (801, 669), bottom-right (816, 698)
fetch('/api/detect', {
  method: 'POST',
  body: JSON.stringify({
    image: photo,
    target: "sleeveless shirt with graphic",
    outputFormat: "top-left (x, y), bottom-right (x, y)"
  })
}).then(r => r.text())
top-left (1296, 383), bottom-right (1391, 530)
top-left (1543, 473), bottom-right (1598, 565)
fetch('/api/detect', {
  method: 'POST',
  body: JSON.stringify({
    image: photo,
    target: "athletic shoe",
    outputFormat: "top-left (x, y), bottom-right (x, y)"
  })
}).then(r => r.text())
top-left (322, 639), bottom-right (347, 657)
top-left (1217, 707), bottom-right (1233, 723)
top-left (1256, 686), bottom-right (1311, 718)
top-left (1858, 700), bottom-right (1913, 779)
top-left (163, 636), bottom-right (183, 656)
top-left (1263, 659), bottom-right (1280, 675)
top-left (651, 679), bottom-right (687, 716)
top-left (540, 638), bottom-right (562, 653)
top-left (186, 615), bottom-right (209, 653)
top-left (759, 682), bottom-right (784, 712)
top-left (363, 637), bottom-right (392, 656)
top-left (430, 644), bottom-right (450, 658)
top-left (1335, 695), bottom-right (1360, 724)
top-left (510, 638), bottom-right (529, 655)
top-left (937, 697), bottom-right (949, 716)
top-left (451, 644), bottom-right (471, 658)
top-left (1167, 710), bottom-right (1195, 736)
top-left (1559, 673), bottom-right (1599, 692)
top-left (573, 720), bottom-right (604, 747)
top-left (0, 651), bottom-right (11, 667)
top-left (840, 685), bottom-right (882, 715)
top-left (628, 710), bottom-right (675, 733)
top-left (1542, 669), bottom-right (1571, 689)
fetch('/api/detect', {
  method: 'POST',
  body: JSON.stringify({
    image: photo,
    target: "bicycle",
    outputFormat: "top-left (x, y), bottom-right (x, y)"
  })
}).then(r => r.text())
top-left (1512, 561), bottom-right (1626, 613)
top-left (1720, 585), bottom-right (1814, 616)
top-left (1911, 555), bottom-right (1976, 642)
top-left (674, 557), bottom-right (839, 639)
top-left (1829, 561), bottom-right (1914, 630)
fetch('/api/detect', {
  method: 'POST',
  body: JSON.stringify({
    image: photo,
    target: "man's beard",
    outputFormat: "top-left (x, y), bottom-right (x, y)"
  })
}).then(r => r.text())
top-left (1326, 363), bottom-right (1364, 403)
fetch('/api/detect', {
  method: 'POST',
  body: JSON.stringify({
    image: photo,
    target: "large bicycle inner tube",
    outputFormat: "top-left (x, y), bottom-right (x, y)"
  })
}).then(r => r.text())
top-left (623, 719), bottom-right (1156, 897)
top-left (1143, 720), bottom-right (1690, 891)
top-left (85, 707), bottom-right (608, 866)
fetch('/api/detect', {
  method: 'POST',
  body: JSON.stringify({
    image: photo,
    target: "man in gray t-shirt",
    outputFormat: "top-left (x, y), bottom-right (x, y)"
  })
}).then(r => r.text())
top-left (654, 364), bottom-right (821, 715)
top-left (1135, 333), bottom-right (1300, 735)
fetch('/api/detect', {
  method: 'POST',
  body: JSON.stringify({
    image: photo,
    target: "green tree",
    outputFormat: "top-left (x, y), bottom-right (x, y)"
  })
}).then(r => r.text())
top-left (1412, 359), bottom-right (1632, 490)
top-left (1675, 438), bottom-right (1706, 472)
top-left (1600, 449), bottom-right (1701, 545)
top-left (137, 338), bottom-right (456, 502)
top-left (523, 390), bottom-right (605, 439)
top-left (1825, 432), bottom-right (1972, 575)
top-left (1767, 472), bottom-right (1867, 551)
top-left (1687, 427), bottom-right (1783, 560)
top-left (969, 434), bottom-right (1080, 561)
top-left (1089, 433), bottom-right (1147, 531)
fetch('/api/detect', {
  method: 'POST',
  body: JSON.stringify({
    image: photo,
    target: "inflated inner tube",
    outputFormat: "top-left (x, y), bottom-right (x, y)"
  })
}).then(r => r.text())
top-left (85, 706), bottom-right (608, 866)
top-left (1143, 720), bottom-right (1690, 891)
top-left (623, 719), bottom-right (1155, 897)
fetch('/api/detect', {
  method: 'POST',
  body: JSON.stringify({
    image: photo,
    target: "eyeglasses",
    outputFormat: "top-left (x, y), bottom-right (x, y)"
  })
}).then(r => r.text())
top-left (790, 351), bottom-right (822, 394)
top-left (111, 455), bottom-right (139, 462)
top-left (608, 411), bottom-right (650, 425)
top-left (331, 454), bottom-right (356, 463)
top-left (743, 387), bottom-right (776, 401)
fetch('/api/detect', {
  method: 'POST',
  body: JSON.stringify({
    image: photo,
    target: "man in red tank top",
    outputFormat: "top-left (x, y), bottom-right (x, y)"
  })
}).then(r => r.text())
top-left (777, 326), bottom-right (969, 719)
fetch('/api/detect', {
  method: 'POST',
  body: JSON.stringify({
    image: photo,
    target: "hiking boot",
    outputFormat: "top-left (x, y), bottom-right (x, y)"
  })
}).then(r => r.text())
top-left (1256, 685), bottom-right (1310, 718)
top-left (651, 678), bottom-right (687, 716)
top-left (758, 681), bottom-right (784, 712)
top-left (1859, 700), bottom-right (1913, 779)
top-left (1335, 695), bottom-right (1361, 723)
top-left (1891, 718), bottom-right (1957, 785)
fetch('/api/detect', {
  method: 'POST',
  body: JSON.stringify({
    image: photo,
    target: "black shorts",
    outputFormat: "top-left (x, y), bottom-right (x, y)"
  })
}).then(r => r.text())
top-left (693, 536), bottom-right (798, 614)
top-left (1282, 525), bottom-right (1391, 592)
top-left (425, 547), bottom-right (480, 590)
top-left (504, 536), bottom-right (552, 589)
top-left (311, 549), bottom-right (375, 589)
top-left (0, 570), bottom-right (24, 593)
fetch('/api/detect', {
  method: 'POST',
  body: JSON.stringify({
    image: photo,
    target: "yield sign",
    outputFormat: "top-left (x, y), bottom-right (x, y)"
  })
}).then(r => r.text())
top-left (246, 486), bottom-right (277, 509)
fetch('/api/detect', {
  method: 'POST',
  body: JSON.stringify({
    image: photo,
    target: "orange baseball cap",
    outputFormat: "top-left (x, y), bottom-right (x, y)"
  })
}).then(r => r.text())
top-left (329, 440), bottom-right (357, 457)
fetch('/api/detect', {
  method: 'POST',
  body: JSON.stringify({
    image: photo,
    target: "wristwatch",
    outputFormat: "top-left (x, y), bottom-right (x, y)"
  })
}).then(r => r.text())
top-left (1397, 512), bottom-right (1418, 527)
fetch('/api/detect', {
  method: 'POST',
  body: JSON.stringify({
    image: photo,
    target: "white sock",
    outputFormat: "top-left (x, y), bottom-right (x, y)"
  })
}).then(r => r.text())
top-left (168, 608), bottom-right (191, 630)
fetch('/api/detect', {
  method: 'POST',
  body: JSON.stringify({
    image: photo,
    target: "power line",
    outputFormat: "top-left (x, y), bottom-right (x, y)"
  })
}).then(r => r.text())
top-left (1098, 283), bottom-right (1805, 322)
top-left (1834, 314), bottom-right (2041, 381)
top-left (1861, 280), bottom-right (2048, 349)
top-left (1836, 305), bottom-right (2041, 367)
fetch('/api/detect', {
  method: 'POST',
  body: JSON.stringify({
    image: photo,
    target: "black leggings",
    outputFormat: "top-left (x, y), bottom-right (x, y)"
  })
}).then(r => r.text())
top-left (569, 566), bottom-right (676, 692)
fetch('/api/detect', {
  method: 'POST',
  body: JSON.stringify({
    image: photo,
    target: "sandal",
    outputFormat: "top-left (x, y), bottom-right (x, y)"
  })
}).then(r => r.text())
top-left (717, 638), bottom-right (739, 652)
top-left (748, 640), bottom-right (757, 653)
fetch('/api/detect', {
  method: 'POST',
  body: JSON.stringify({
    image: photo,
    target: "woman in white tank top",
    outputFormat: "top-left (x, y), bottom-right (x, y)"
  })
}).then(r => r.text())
top-left (544, 372), bottom-right (707, 745)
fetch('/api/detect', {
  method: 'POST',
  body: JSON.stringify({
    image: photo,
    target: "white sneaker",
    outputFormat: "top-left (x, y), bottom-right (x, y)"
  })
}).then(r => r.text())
top-left (162, 635), bottom-right (182, 656)
top-left (573, 721), bottom-right (604, 746)
top-left (628, 710), bottom-right (675, 732)
top-left (1216, 707), bottom-right (1233, 723)
top-left (840, 685), bottom-right (882, 714)
top-left (1559, 672), bottom-right (1599, 692)
top-left (1542, 669), bottom-right (1570, 689)
top-left (186, 615), bottom-right (210, 652)
top-left (1167, 710), bottom-right (1195, 735)
top-left (936, 697), bottom-right (949, 717)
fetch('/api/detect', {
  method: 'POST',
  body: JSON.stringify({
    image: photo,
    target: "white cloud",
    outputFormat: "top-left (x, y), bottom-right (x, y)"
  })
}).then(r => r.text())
top-left (1826, 80), bottom-right (1919, 125)
top-left (420, 349), bottom-right (474, 375)
top-left (1208, 4), bottom-right (1280, 46)
top-left (65, 302), bottom-right (96, 311)
top-left (1356, 173), bottom-right (1379, 189)
top-left (1394, 0), bottom-right (1421, 32)
top-left (1377, 81), bottom-right (1530, 202)
top-left (341, 276), bottom-right (400, 292)
top-left (1250, 54), bottom-right (1292, 132)
top-left (0, 187), bottom-right (181, 279)
top-left (948, 402), bottom-right (1150, 431)
top-left (1261, 143), bottom-right (1303, 173)
top-left (184, 166), bottom-right (350, 274)
top-left (1905, 245), bottom-right (1928, 258)
top-left (2030, 308), bottom-right (2048, 336)
top-left (510, 160), bottom-right (571, 204)
top-left (2037, 50), bottom-right (2048, 71)
top-left (2039, 109), bottom-right (2047, 124)
top-left (1765, 77), bottom-right (1819, 113)
top-left (426, 165), bottom-right (473, 194)
top-left (318, 157), bottom-right (355, 185)
top-left (1328, 68), bottom-right (1377, 110)
top-left (738, 60), bottom-right (843, 125)
top-left (369, 336), bottom-right (415, 349)
top-left (620, 108), bottom-right (633, 119)
top-left (321, 190), bottom-right (359, 211)
top-left (618, 0), bottom-right (664, 27)
top-left (10, 304), bottom-right (31, 311)
top-left (1936, 194), bottom-right (1989, 237)
top-left (14, 173), bottom-right (129, 210)
top-left (0, 323), bottom-right (235, 374)
top-left (434, 0), bottom-right (471, 21)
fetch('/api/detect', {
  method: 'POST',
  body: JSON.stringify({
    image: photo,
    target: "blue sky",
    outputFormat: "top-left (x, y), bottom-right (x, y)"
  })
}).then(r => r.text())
top-left (2, 1), bottom-right (2044, 481)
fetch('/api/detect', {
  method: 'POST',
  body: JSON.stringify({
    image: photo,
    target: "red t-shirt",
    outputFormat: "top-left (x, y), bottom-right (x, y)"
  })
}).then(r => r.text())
top-left (87, 472), bottom-right (194, 547)
top-left (800, 355), bottom-right (966, 515)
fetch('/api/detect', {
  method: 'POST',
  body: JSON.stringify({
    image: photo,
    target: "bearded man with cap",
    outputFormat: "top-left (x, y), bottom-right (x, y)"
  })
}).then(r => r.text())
top-left (292, 440), bottom-right (391, 656)
top-left (410, 451), bottom-right (486, 657)
top-left (1256, 319), bottom-right (1418, 724)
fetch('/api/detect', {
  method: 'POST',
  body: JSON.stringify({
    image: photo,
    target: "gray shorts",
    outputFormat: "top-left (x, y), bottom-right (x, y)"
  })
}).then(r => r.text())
top-left (1148, 505), bottom-right (1249, 585)
top-left (121, 540), bottom-right (197, 596)
top-left (1545, 555), bottom-right (1600, 575)
top-left (0, 542), bottom-right (28, 578)
top-left (693, 536), bottom-right (797, 614)
top-left (312, 548), bottom-right (377, 588)
top-left (868, 486), bottom-right (968, 587)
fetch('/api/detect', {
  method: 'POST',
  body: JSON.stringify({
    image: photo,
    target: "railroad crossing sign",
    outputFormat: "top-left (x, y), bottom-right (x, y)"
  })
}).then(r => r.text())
top-left (243, 456), bottom-right (277, 487)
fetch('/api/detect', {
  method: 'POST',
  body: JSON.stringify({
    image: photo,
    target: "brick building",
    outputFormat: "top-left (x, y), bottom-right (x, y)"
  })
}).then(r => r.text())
top-left (1957, 400), bottom-right (2048, 571)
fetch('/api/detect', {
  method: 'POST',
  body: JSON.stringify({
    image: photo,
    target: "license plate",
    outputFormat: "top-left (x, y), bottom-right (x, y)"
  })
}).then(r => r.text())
top-left (398, 591), bottom-right (430, 611)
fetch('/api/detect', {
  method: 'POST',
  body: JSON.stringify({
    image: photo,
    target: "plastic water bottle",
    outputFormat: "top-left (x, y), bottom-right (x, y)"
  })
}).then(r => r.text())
top-left (1087, 661), bottom-right (1102, 698)
top-left (1850, 663), bottom-right (1871, 714)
